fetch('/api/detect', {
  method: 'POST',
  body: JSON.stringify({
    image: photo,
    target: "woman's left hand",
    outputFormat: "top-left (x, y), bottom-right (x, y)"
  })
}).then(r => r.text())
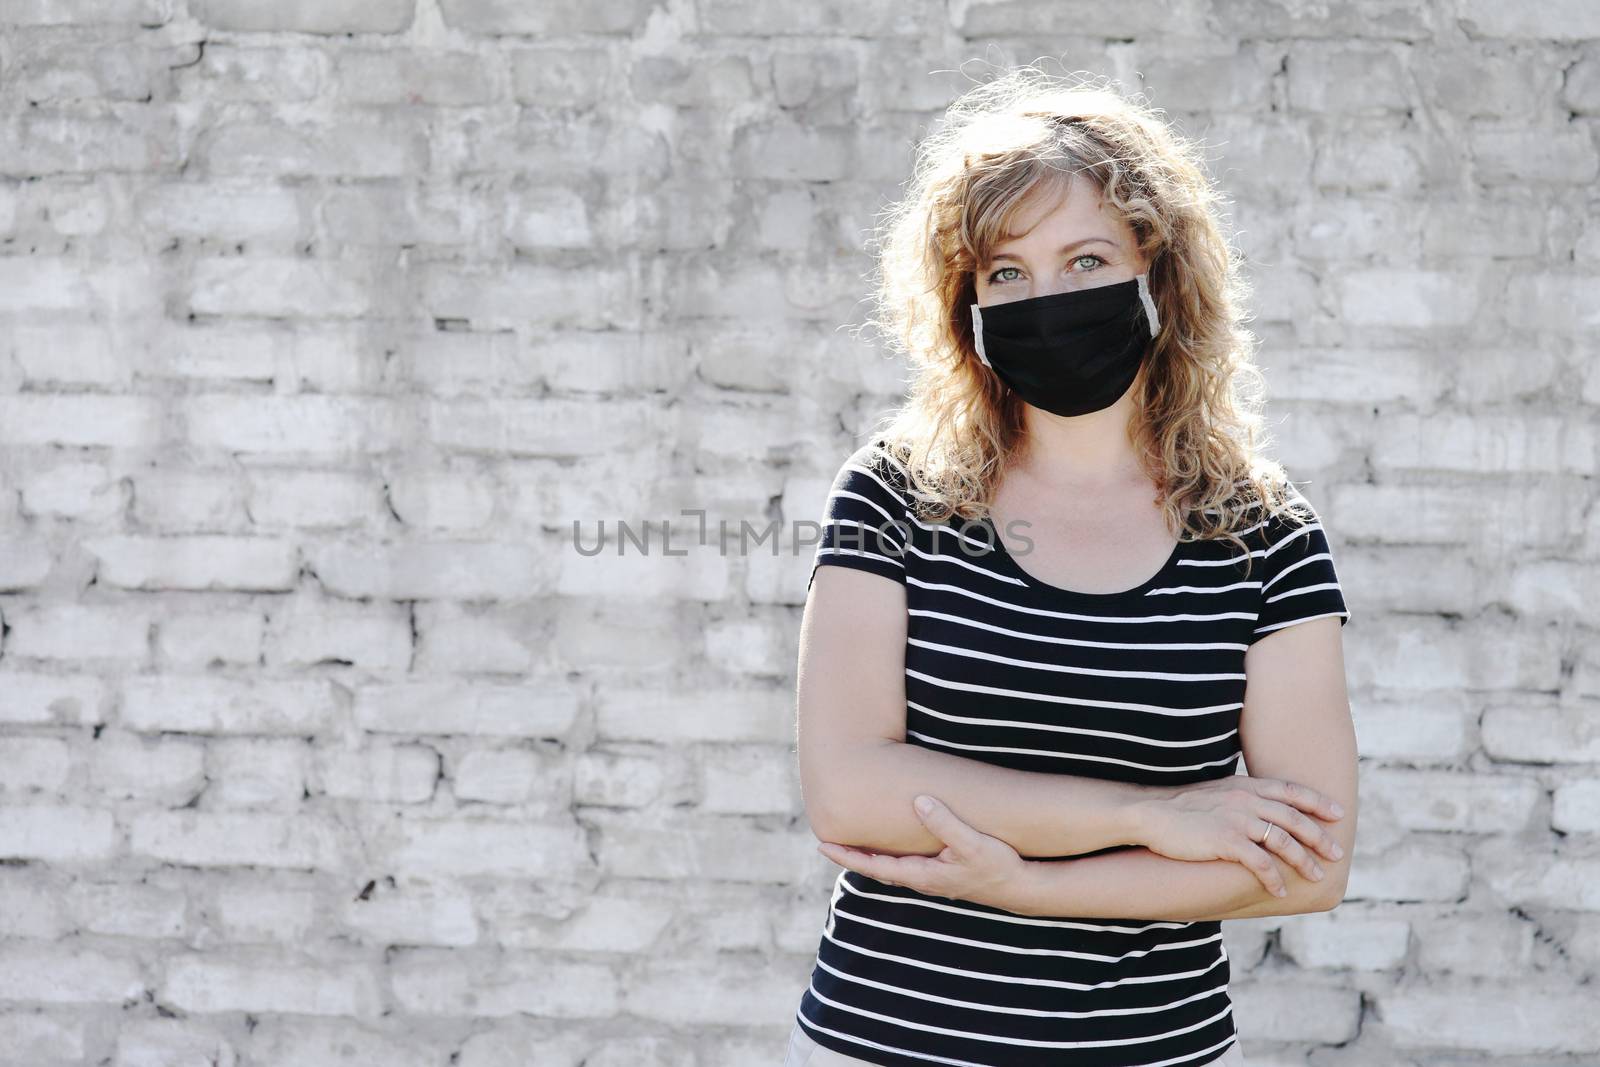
top-left (815, 794), bottom-right (1028, 912)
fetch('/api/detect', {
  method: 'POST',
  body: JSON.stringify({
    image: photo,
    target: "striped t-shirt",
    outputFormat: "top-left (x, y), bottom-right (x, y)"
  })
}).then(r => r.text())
top-left (794, 437), bottom-right (1351, 1067)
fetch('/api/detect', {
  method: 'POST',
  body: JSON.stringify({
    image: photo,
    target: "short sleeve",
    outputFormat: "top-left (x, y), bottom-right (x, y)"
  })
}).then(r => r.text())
top-left (1249, 490), bottom-right (1351, 643)
top-left (806, 440), bottom-right (911, 592)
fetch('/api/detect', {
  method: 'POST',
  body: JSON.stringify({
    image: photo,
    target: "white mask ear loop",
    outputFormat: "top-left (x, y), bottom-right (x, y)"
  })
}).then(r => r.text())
top-left (969, 303), bottom-right (991, 367)
top-left (1136, 272), bottom-right (1160, 337)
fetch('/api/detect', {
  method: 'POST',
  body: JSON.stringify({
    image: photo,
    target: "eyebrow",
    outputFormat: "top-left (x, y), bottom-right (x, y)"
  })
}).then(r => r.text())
top-left (989, 237), bottom-right (1119, 263)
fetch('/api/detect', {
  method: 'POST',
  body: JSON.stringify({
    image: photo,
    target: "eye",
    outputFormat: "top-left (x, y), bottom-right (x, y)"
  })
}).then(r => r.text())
top-left (1073, 254), bottom-right (1107, 271)
top-left (986, 266), bottom-right (1021, 284)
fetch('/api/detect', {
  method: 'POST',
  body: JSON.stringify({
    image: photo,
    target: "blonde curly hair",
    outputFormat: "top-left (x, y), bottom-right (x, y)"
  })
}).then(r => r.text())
top-left (855, 65), bottom-right (1311, 577)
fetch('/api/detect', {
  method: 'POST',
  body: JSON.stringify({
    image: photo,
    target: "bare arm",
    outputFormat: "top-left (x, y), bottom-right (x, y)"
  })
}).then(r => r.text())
top-left (1004, 615), bottom-right (1359, 920)
top-left (798, 565), bottom-right (1148, 859)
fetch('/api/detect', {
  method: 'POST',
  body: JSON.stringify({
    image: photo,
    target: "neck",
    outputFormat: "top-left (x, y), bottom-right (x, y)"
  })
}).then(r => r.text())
top-left (1014, 392), bottom-right (1145, 493)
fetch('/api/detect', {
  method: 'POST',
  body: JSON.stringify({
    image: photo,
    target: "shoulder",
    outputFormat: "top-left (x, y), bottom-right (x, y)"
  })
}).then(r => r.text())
top-left (828, 435), bottom-right (914, 506)
top-left (1224, 470), bottom-right (1324, 549)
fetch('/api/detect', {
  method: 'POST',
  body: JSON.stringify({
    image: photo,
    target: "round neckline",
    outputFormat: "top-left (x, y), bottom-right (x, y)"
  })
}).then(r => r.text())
top-left (979, 515), bottom-right (1184, 600)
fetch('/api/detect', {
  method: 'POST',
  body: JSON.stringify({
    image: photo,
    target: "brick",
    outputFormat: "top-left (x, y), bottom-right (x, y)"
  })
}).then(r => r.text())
top-left (1345, 613), bottom-right (1561, 692)
top-left (1381, 981), bottom-right (1600, 1052)
top-left (0, 536), bottom-right (53, 591)
top-left (508, 46), bottom-right (612, 106)
top-left (1471, 126), bottom-right (1600, 184)
top-left (128, 468), bottom-right (243, 529)
top-left (1207, 0), bottom-right (1430, 39)
top-left (702, 0), bottom-right (936, 35)
top-left (1131, 44), bottom-right (1279, 113)
top-left (1277, 908), bottom-right (1410, 970)
top-left (113, 1018), bottom-right (236, 1067)
top-left (426, 398), bottom-right (668, 458)
top-left (206, 739), bottom-right (307, 809)
top-left (1350, 691), bottom-right (1473, 763)
top-left (244, 1018), bottom-right (444, 1066)
top-left (0, 672), bottom-right (109, 726)
top-left (1287, 43), bottom-right (1412, 113)
top-left (1484, 702), bottom-right (1600, 763)
top-left (1335, 269), bottom-right (1480, 327)
top-left (184, 395), bottom-right (404, 455)
top-left (1372, 412), bottom-right (1596, 473)
top-left (12, 321), bottom-right (130, 384)
top-left (627, 956), bottom-right (798, 1025)
top-left (2, 112), bottom-right (171, 175)
top-left (87, 731), bottom-right (205, 802)
top-left (156, 610), bottom-right (266, 669)
top-left (482, 888), bottom-right (671, 952)
top-left (1414, 912), bottom-right (1534, 976)
top-left (1363, 768), bottom-right (1541, 833)
top-left (122, 676), bottom-right (340, 735)
top-left (1474, 836), bottom-right (1600, 910)
top-left (264, 598), bottom-right (413, 671)
top-left (5, 0), bottom-right (169, 25)
top-left (211, 883), bottom-right (318, 945)
top-left (1346, 841), bottom-right (1471, 902)
top-left (306, 540), bottom-right (554, 600)
top-left (355, 681), bottom-right (579, 738)
top-left (0, 1012), bottom-right (84, 1060)
top-left (161, 953), bottom-right (383, 1015)
top-left (68, 880), bottom-right (187, 939)
top-left (594, 686), bottom-right (791, 744)
top-left (0, 944), bottom-right (143, 1003)
top-left (333, 50), bottom-right (492, 106)
top-left (0, 805), bottom-right (117, 863)
top-left (1568, 54), bottom-right (1600, 113)
top-left (84, 534), bottom-right (298, 591)
top-left (19, 460), bottom-right (124, 521)
top-left (386, 470), bottom-right (496, 531)
top-left (314, 742), bottom-right (439, 803)
top-left (1553, 779), bottom-right (1600, 833)
top-left (1330, 481), bottom-right (1589, 548)
top-left (338, 883), bottom-right (477, 947)
top-left (438, 0), bottom-right (654, 34)
top-left (247, 469), bottom-right (384, 529)
top-left (453, 748), bottom-right (550, 805)
top-left (411, 605), bottom-right (537, 674)
top-left (0, 395), bottom-right (163, 447)
top-left (1503, 272), bottom-right (1600, 331)
top-left (1456, 0), bottom-right (1600, 41)
top-left (389, 949), bottom-right (618, 1016)
top-left (0, 875), bottom-right (70, 939)
top-left (129, 811), bottom-right (350, 869)
top-left (7, 603), bottom-right (153, 664)
top-left (592, 812), bottom-right (799, 881)
top-left (529, 330), bottom-right (695, 395)
top-left (572, 750), bottom-right (667, 808)
top-left (699, 744), bottom-right (792, 814)
top-left (384, 818), bottom-right (589, 878)
top-left (1418, 47), bottom-right (1561, 121)
top-left (0, 736), bottom-right (73, 794)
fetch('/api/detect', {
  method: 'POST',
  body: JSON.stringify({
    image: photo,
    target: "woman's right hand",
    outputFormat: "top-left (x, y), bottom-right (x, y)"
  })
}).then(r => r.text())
top-left (1130, 777), bottom-right (1346, 897)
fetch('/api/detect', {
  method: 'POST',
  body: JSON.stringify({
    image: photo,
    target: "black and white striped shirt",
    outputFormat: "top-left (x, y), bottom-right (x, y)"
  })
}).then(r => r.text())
top-left (794, 437), bottom-right (1351, 1067)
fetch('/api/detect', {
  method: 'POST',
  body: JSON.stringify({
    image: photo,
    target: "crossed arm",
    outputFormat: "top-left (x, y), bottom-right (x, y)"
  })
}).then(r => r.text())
top-left (797, 567), bottom-right (1358, 922)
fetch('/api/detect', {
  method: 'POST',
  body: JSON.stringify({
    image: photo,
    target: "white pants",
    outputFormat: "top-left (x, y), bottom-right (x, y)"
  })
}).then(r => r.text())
top-left (783, 1022), bottom-right (1247, 1065)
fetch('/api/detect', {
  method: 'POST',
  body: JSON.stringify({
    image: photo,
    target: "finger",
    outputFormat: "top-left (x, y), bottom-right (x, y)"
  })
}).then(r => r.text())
top-left (911, 795), bottom-right (978, 852)
top-left (1236, 843), bottom-right (1289, 897)
top-left (818, 843), bottom-right (940, 890)
top-left (1256, 820), bottom-right (1324, 883)
top-left (1260, 800), bottom-right (1345, 863)
top-left (1259, 778), bottom-right (1346, 822)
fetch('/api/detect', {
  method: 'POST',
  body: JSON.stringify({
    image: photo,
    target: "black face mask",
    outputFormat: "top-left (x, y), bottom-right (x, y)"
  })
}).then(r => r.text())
top-left (969, 273), bottom-right (1161, 418)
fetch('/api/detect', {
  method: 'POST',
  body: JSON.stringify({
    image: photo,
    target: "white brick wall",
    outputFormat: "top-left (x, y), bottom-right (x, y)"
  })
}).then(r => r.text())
top-left (0, 1), bottom-right (1596, 1063)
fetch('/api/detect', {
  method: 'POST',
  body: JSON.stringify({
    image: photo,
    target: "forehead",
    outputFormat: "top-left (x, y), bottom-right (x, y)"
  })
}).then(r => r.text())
top-left (983, 172), bottom-right (1128, 258)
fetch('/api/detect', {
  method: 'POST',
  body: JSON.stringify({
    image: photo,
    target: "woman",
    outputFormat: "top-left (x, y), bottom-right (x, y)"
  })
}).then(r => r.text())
top-left (786, 69), bottom-right (1358, 1067)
